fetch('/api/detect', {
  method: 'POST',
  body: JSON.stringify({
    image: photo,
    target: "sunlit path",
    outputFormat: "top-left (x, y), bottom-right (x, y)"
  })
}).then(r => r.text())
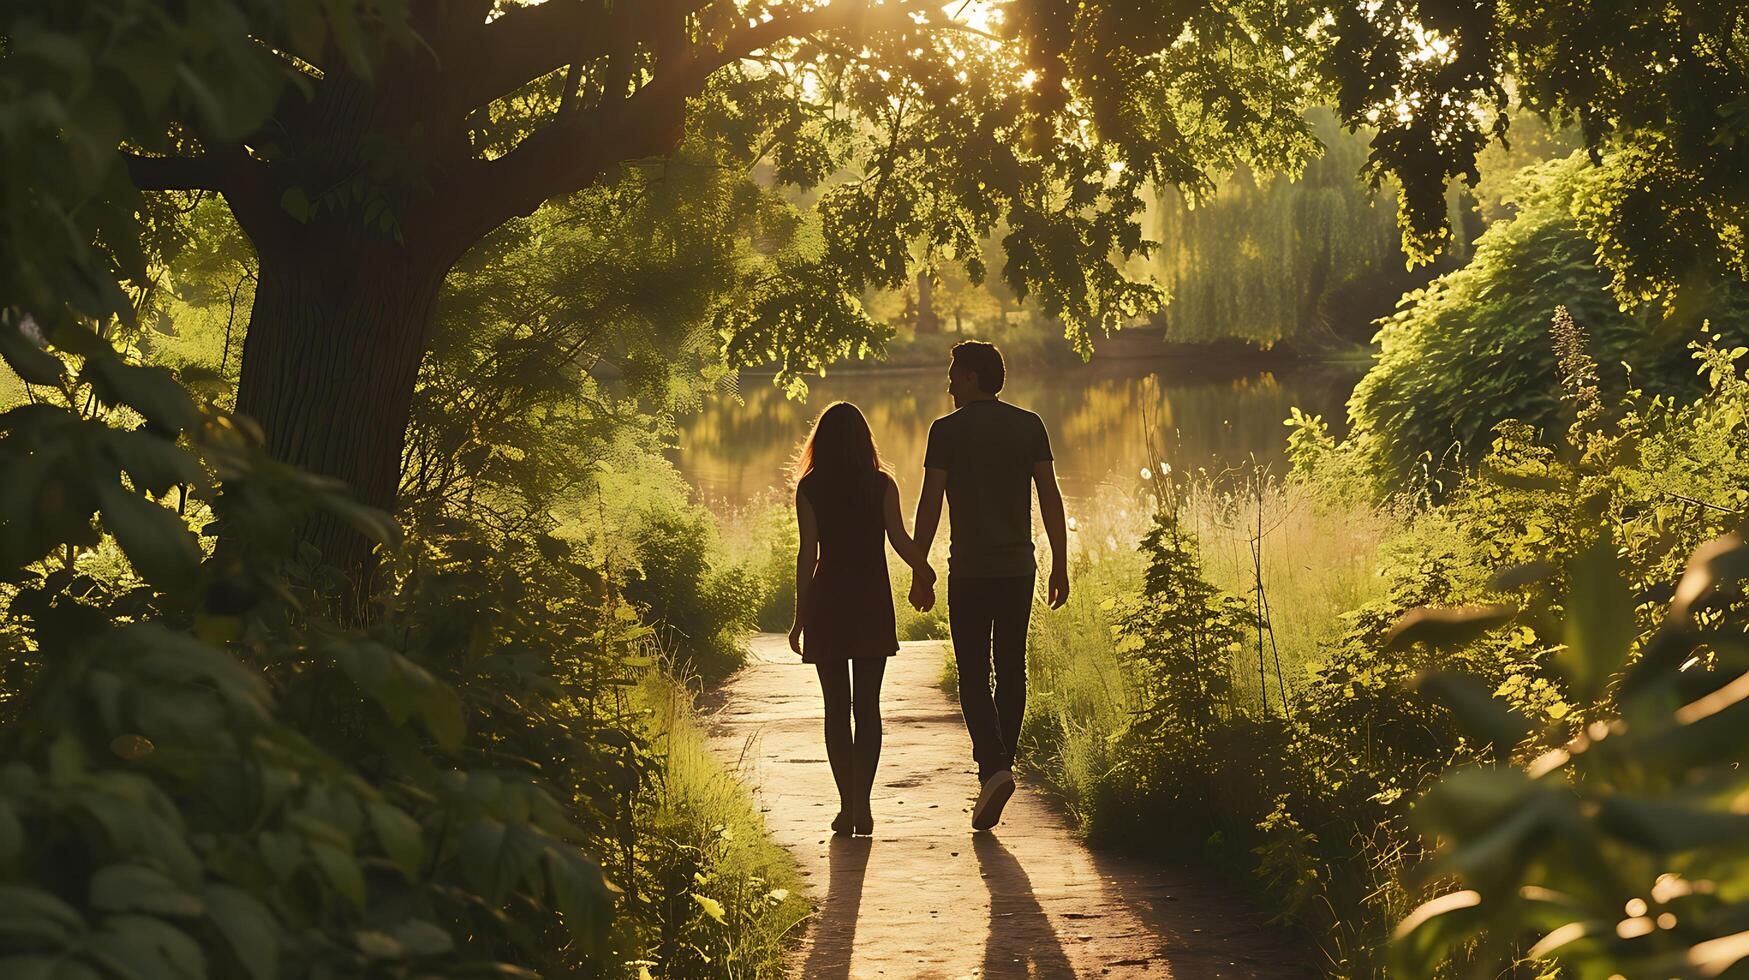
top-left (708, 635), bottom-right (1314, 979)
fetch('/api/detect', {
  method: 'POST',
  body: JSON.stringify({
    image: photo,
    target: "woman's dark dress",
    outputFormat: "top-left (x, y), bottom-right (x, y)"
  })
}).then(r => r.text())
top-left (799, 471), bottom-right (900, 663)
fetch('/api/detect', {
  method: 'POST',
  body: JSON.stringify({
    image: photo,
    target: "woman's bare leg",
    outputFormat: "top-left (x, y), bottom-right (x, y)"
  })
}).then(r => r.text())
top-left (815, 662), bottom-right (854, 827)
top-left (850, 657), bottom-right (888, 828)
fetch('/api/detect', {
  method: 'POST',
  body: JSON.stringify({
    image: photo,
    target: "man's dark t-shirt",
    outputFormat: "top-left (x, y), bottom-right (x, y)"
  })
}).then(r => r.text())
top-left (923, 399), bottom-right (1053, 578)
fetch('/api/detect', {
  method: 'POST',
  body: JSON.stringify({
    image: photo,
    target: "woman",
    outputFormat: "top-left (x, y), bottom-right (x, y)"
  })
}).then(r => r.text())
top-left (787, 402), bottom-right (935, 836)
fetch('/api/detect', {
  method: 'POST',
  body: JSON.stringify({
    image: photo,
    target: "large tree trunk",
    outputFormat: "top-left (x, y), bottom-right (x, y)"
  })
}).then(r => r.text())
top-left (234, 252), bottom-right (447, 580)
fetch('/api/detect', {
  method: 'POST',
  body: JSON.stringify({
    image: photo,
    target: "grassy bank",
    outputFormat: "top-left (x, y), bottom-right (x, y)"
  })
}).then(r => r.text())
top-left (1014, 476), bottom-right (1396, 828)
top-left (988, 341), bottom-right (1749, 976)
top-left (1012, 476), bottom-right (1427, 973)
top-left (625, 668), bottom-right (810, 979)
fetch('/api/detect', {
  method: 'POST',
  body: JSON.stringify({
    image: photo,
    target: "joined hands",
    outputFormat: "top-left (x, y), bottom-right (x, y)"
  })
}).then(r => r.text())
top-left (908, 564), bottom-right (937, 612)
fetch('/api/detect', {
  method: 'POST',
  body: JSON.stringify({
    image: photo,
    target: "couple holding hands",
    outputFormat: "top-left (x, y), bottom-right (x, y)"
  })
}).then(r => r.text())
top-left (786, 341), bottom-right (1070, 837)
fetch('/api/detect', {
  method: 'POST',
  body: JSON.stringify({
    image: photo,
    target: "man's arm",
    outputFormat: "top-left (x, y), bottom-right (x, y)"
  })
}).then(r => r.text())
top-left (1034, 460), bottom-right (1069, 608)
top-left (910, 467), bottom-right (948, 611)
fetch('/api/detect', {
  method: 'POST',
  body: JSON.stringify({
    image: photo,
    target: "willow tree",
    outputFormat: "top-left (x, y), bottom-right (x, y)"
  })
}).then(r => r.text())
top-left (10, 0), bottom-right (1749, 573)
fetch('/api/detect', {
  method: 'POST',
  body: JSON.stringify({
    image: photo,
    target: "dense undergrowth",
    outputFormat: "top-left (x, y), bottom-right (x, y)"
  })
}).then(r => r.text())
top-left (999, 322), bottom-right (1749, 976)
top-left (0, 165), bottom-right (803, 980)
top-left (0, 328), bottom-right (805, 978)
top-left (1343, 154), bottom-right (1749, 494)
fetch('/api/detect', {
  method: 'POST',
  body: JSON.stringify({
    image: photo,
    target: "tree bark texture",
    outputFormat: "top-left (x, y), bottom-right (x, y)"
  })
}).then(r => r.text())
top-left (234, 253), bottom-right (445, 577)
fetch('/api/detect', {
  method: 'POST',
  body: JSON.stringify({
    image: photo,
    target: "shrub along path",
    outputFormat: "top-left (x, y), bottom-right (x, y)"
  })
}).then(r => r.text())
top-left (707, 635), bottom-right (1313, 978)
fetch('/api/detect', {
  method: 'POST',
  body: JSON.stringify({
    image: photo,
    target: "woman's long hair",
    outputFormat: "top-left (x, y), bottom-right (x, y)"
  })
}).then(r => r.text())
top-left (796, 401), bottom-right (885, 486)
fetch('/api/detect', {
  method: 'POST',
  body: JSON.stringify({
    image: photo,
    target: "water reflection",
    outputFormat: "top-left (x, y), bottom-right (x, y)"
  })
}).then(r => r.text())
top-left (672, 357), bottom-right (1361, 513)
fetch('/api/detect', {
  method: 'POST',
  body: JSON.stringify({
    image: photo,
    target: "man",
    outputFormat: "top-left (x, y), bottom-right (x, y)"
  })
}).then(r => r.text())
top-left (911, 340), bottom-right (1069, 832)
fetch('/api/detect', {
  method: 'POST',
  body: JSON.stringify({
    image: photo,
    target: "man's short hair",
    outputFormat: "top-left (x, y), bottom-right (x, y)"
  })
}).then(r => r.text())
top-left (951, 340), bottom-right (1006, 394)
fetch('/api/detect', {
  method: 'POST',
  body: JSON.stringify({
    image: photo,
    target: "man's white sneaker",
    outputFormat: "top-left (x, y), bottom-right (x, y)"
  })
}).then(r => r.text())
top-left (971, 769), bottom-right (1016, 831)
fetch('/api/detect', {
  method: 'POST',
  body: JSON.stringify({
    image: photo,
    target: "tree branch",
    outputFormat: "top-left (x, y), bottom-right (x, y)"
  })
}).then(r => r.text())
top-left (418, 0), bottom-right (928, 263)
top-left (122, 152), bottom-right (233, 192)
top-left (446, 0), bottom-right (618, 116)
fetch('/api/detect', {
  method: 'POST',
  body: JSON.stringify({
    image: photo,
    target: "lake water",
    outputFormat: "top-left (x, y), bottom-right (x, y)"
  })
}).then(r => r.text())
top-left (671, 356), bottom-right (1364, 513)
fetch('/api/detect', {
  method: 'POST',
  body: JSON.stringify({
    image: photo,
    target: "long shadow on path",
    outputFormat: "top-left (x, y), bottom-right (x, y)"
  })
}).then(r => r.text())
top-left (801, 836), bottom-right (872, 980)
top-left (975, 832), bottom-right (1076, 979)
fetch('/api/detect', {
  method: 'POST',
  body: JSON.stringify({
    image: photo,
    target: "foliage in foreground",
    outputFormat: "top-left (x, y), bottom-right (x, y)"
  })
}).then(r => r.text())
top-left (1396, 533), bottom-right (1749, 978)
top-left (0, 325), bottom-right (794, 978)
top-left (1014, 334), bottom-right (1749, 975)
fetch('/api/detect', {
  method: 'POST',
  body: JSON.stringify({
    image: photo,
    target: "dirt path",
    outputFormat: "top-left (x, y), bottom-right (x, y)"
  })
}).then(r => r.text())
top-left (707, 635), bottom-right (1315, 979)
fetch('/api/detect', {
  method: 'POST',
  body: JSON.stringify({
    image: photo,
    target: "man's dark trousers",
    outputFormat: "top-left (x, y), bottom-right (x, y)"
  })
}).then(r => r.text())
top-left (948, 574), bottom-right (1034, 783)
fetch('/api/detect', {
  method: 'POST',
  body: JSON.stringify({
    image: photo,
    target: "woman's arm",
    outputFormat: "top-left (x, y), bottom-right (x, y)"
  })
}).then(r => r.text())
top-left (789, 488), bottom-right (819, 654)
top-left (882, 477), bottom-right (935, 579)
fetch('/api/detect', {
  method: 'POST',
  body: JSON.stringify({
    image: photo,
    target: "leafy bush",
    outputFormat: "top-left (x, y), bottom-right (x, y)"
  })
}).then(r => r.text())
top-left (0, 328), bottom-right (617, 976)
top-left (1112, 505), bottom-right (1253, 759)
top-left (1343, 153), bottom-right (1749, 492)
top-left (620, 505), bottom-right (762, 684)
top-left (0, 322), bottom-right (799, 979)
top-left (1015, 334), bottom-right (1749, 975)
top-left (1395, 532), bottom-right (1749, 978)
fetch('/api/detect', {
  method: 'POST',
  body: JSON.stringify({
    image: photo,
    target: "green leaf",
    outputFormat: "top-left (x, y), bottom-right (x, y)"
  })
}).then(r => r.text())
top-left (1384, 605), bottom-right (1515, 652)
top-left (353, 931), bottom-right (404, 959)
top-left (417, 684), bottom-right (465, 751)
top-left (96, 482), bottom-right (200, 589)
top-left (279, 187), bottom-right (312, 224)
top-left (90, 865), bottom-right (204, 917)
top-left (692, 893), bottom-right (726, 924)
top-left (458, 817), bottom-right (508, 902)
top-left (1413, 766), bottom-right (1541, 841)
top-left (201, 884), bottom-right (276, 980)
top-left (320, 494), bottom-right (402, 549)
top-left (309, 842), bottom-right (365, 910)
top-left (368, 802), bottom-right (423, 878)
top-left (1413, 672), bottom-right (1532, 751)
top-left (388, 919), bottom-right (453, 957)
top-left (88, 914), bottom-right (205, 980)
top-left (99, 430), bottom-right (201, 496)
top-left (330, 640), bottom-right (465, 749)
top-left (81, 356), bottom-right (198, 435)
top-left (547, 847), bottom-right (616, 947)
top-left (0, 886), bottom-right (84, 944)
top-left (0, 317), bottom-right (64, 385)
top-left (457, 819), bottom-right (546, 908)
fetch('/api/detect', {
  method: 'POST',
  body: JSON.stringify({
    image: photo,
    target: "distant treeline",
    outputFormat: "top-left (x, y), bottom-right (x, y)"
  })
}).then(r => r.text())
top-left (873, 110), bottom-right (1581, 357)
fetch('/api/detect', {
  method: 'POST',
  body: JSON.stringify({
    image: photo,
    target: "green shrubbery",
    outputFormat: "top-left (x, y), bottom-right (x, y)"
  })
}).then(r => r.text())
top-left (1342, 153), bottom-right (1749, 493)
top-left (0, 176), bottom-right (812, 962)
top-left (1013, 324), bottom-right (1749, 975)
top-left (0, 322), bottom-right (793, 980)
top-left (1394, 531), bottom-right (1749, 978)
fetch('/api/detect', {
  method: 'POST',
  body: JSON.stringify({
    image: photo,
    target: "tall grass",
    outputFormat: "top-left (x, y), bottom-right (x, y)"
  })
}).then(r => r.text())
top-left (1020, 470), bottom-right (1392, 738)
top-left (1012, 472), bottom-right (1394, 846)
top-left (1182, 472), bottom-right (1399, 710)
top-left (628, 667), bottom-right (809, 979)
